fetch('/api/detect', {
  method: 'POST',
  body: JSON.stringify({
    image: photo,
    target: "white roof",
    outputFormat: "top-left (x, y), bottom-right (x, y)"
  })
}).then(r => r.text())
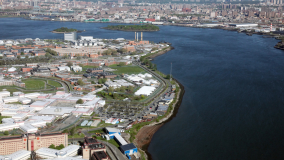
top-left (112, 133), bottom-right (127, 145)
top-left (134, 86), bottom-right (156, 96)
top-left (106, 127), bottom-right (120, 133)
top-left (81, 94), bottom-right (96, 101)
top-left (19, 123), bottom-right (37, 132)
top-left (38, 107), bottom-right (75, 116)
top-left (1, 150), bottom-right (31, 160)
top-left (36, 145), bottom-right (80, 158)
top-left (84, 98), bottom-right (101, 106)
top-left (27, 116), bottom-right (55, 122)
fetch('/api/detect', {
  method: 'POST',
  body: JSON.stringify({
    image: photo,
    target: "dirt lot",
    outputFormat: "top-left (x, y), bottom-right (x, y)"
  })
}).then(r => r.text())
top-left (134, 124), bottom-right (163, 149)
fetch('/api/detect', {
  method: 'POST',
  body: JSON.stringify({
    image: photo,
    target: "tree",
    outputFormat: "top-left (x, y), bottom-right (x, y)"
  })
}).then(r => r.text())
top-left (120, 86), bottom-right (126, 92)
top-left (4, 131), bottom-right (8, 135)
top-left (69, 127), bottom-right (76, 136)
top-left (165, 74), bottom-right (171, 79)
top-left (119, 62), bottom-right (126, 66)
top-left (77, 79), bottom-right (85, 86)
top-left (108, 87), bottom-right (114, 92)
top-left (67, 62), bottom-right (73, 67)
top-left (113, 93), bottom-right (118, 99)
top-left (17, 55), bottom-right (21, 59)
top-left (25, 55), bottom-right (29, 59)
top-left (128, 86), bottom-right (134, 93)
top-left (21, 52), bottom-right (24, 55)
top-left (49, 144), bottom-right (56, 149)
top-left (76, 99), bottom-right (84, 104)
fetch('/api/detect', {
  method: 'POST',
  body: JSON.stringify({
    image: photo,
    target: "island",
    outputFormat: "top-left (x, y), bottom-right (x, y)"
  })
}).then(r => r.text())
top-left (51, 27), bottom-right (78, 33)
top-left (103, 24), bottom-right (160, 31)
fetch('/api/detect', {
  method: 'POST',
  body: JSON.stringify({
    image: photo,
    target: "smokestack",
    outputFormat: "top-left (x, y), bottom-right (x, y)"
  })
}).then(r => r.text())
top-left (141, 32), bottom-right (142, 41)
top-left (135, 32), bottom-right (136, 41)
top-left (137, 33), bottom-right (139, 41)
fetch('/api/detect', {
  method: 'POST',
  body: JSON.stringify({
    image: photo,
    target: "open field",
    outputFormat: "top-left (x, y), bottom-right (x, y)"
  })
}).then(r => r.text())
top-left (109, 64), bottom-right (146, 75)
top-left (48, 80), bottom-right (62, 87)
top-left (22, 79), bottom-right (46, 89)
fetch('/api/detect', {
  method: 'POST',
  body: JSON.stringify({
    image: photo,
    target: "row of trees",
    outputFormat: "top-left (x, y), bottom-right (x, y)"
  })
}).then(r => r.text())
top-left (101, 49), bottom-right (118, 56)
top-left (98, 78), bottom-right (107, 84)
top-left (45, 48), bottom-right (57, 56)
top-left (107, 86), bottom-right (135, 93)
top-left (140, 56), bottom-right (157, 70)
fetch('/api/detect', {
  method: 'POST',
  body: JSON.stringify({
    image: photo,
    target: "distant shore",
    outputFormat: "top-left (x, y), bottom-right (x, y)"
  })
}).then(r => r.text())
top-left (102, 28), bottom-right (159, 32)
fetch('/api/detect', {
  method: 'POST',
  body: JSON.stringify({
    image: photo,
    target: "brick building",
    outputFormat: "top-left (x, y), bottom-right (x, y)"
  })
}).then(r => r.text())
top-left (82, 137), bottom-right (109, 160)
top-left (0, 133), bottom-right (68, 155)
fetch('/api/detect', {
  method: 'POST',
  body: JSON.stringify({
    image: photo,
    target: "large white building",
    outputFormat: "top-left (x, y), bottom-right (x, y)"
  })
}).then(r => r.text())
top-left (36, 145), bottom-right (80, 159)
top-left (64, 32), bottom-right (77, 42)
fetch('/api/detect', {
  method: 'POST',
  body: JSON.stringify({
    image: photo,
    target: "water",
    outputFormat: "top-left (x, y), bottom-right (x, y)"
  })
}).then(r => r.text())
top-left (1, 18), bottom-right (284, 160)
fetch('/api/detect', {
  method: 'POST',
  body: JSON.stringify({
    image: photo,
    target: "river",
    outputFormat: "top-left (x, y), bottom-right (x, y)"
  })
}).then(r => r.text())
top-left (1, 18), bottom-right (284, 160)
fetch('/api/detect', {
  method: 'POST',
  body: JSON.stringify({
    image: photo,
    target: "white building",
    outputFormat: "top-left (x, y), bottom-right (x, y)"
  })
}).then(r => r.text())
top-left (57, 66), bottom-right (71, 72)
top-left (71, 65), bottom-right (82, 72)
top-left (36, 145), bottom-right (80, 159)
top-left (64, 32), bottom-right (77, 42)
top-left (0, 150), bottom-right (31, 160)
top-left (0, 91), bottom-right (10, 97)
top-left (19, 123), bottom-right (37, 133)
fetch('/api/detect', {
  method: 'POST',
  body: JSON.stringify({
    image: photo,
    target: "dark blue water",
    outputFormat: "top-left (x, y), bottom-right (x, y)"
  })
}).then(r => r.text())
top-left (1, 18), bottom-right (284, 160)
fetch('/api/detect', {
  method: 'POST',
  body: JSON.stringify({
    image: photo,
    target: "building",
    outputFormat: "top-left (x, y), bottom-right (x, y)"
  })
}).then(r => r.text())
top-left (36, 145), bottom-right (80, 159)
top-left (0, 133), bottom-right (68, 155)
top-left (0, 150), bottom-right (31, 160)
top-left (82, 137), bottom-right (108, 160)
top-left (64, 32), bottom-right (77, 42)
top-left (120, 143), bottom-right (138, 156)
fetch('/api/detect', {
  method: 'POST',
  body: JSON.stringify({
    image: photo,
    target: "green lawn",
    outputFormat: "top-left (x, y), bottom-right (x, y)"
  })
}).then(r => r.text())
top-left (22, 79), bottom-right (45, 89)
top-left (109, 64), bottom-right (145, 75)
top-left (68, 133), bottom-right (85, 139)
top-left (0, 86), bottom-right (19, 93)
top-left (48, 80), bottom-right (62, 87)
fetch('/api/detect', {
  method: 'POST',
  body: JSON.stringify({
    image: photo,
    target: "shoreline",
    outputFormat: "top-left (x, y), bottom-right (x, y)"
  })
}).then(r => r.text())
top-left (132, 46), bottom-right (185, 160)
top-left (136, 77), bottom-right (185, 160)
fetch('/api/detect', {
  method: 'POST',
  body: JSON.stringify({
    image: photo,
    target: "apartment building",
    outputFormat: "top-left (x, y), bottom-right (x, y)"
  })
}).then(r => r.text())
top-left (0, 133), bottom-right (68, 155)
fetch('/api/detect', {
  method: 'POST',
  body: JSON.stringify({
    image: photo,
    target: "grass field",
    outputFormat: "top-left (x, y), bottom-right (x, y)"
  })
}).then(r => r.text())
top-left (48, 80), bottom-right (62, 87)
top-left (0, 86), bottom-right (19, 93)
top-left (22, 79), bottom-right (46, 89)
top-left (109, 64), bottom-right (145, 75)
